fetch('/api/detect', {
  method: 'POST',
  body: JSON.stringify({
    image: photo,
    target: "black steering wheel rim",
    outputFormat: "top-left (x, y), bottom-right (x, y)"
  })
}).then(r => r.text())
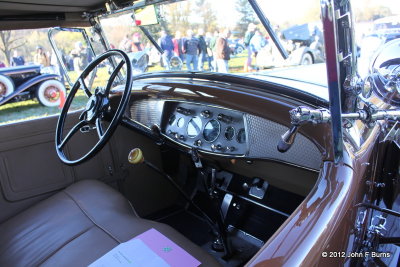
top-left (56, 49), bottom-right (132, 165)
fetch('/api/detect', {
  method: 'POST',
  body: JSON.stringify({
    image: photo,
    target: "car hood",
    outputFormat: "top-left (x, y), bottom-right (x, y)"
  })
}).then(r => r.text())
top-left (244, 63), bottom-right (329, 102)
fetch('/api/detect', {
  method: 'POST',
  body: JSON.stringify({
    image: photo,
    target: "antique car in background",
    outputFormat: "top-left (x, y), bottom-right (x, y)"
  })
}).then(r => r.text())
top-left (256, 22), bottom-right (325, 68)
top-left (0, 64), bottom-right (66, 107)
top-left (0, 0), bottom-right (399, 267)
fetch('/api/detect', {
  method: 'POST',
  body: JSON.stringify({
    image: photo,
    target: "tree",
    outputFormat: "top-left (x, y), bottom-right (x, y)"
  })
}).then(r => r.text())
top-left (235, 0), bottom-right (258, 36)
top-left (195, 0), bottom-right (218, 33)
top-left (0, 31), bottom-right (26, 66)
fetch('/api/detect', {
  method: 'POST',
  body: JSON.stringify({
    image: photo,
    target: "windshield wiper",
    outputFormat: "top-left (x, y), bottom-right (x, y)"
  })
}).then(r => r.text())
top-left (248, 0), bottom-right (288, 59)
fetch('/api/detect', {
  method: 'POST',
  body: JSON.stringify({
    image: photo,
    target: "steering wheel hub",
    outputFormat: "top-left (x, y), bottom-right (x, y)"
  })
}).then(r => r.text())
top-left (85, 95), bottom-right (101, 121)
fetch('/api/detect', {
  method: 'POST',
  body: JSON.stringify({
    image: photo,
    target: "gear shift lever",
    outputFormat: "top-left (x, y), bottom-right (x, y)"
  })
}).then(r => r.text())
top-left (128, 148), bottom-right (218, 233)
top-left (128, 148), bottom-right (233, 258)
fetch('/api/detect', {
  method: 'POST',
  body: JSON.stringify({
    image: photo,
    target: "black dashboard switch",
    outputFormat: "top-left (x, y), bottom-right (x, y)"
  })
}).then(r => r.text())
top-left (201, 110), bottom-right (212, 118)
top-left (227, 146), bottom-right (236, 152)
top-left (176, 107), bottom-right (192, 115)
top-left (211, 144), bottom-right (223, 151)
top-left (217, 113), bottom-right (233, 123)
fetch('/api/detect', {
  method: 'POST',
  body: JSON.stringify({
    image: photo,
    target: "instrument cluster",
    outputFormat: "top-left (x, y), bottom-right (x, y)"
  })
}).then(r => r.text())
top-left (163, 102), bottom-right (248, 156)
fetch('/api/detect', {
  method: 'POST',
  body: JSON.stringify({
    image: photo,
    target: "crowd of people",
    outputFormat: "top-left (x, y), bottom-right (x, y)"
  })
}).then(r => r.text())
top-left (152, 24), bottom-right (267, 73)
top-left (155, 28), bottom-right (233, 73)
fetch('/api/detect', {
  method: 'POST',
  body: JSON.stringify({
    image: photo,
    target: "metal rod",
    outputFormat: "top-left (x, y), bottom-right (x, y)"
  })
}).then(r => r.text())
top-left (144, 160), bottom-right (218, 234)
top-left (355, 203), bottom-right (400, 218)
top-left (139, 26), bottom-right (164, 54)
top-left (247, 0), bottom-right (288, 59)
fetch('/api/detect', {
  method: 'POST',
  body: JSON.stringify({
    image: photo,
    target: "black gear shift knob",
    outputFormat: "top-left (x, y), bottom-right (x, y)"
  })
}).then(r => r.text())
top-left (277, 125), bottom-right (299, 153)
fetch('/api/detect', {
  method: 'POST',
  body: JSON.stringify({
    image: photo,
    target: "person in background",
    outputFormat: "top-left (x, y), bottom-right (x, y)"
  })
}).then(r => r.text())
top-left (249, 29), bottom-right (266, 70)
top-left (158, 30), bottom-right (174, 69)
top-left (119, 33), bottom-right (133, 53)
top-left (183, 29), bottom-right (200, 71)
top-left (0, 60), bottom-right (5, 68)
top-left (34, 46), bottom-right (50, 67)
top-left (70, 41), bottom-right (88, 72)
top-left (205, 31), bottom-right (214, 71)
top-left (243, 23), bottom-right (256, 72)
top-left (215, 29), bottom-right (231, 73)
top-left (197, 28), bottom-right (208, 71)
top-left (132, 32), bottom-right (144, 52)
top-left (173, 31), bottom-right (185, 62)
top-left (209, 30), bottom-right (219, 72)
top-left (11, 50), bottom-right (25, 66)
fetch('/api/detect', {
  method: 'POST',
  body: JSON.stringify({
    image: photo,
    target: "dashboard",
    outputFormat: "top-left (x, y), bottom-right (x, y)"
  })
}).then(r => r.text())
top-left (128, 98), bottom-right (322, 170)
top-left (163, 102), bottom-right (247, 155)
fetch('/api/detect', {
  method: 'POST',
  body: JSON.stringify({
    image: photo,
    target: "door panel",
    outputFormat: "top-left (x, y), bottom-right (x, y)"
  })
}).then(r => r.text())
top-left (0, 112), bottom-right (115, 222)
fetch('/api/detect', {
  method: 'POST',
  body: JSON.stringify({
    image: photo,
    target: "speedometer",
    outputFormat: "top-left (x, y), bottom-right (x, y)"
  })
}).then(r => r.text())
top-left (203, 119), bottom-right (220, 142)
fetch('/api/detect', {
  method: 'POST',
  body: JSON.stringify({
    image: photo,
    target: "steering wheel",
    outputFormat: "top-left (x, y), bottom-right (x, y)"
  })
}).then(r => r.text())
top-left (56, 49), bottom-right (132, 165)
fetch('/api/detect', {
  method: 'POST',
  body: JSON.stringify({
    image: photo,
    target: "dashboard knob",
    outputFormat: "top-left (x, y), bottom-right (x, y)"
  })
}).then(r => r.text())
top-left (178, 135), bottom-right (186, 141)
top-left (194, 140), bottom-right (202, 147)
top-left (211, 144), bottom-right (223, 151)
top-left (201, 110), bottom-right (212, 118)
top-left (128, 148), bottom-right (144, 164)
top-left (176, 107), bottom-right (192, 115)
top-left (227, 146), bottom-right (236, 152)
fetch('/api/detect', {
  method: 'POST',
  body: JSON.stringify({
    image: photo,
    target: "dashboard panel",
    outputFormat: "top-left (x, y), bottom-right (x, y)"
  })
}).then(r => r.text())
top-left (128, 98), bottom-right (322, 170)
top-left (162, 102), bottom-right (247, 155)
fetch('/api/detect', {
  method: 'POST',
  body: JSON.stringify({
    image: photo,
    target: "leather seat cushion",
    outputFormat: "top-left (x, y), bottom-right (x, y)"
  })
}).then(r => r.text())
top-left (0, 180), bottom-right (219, 267)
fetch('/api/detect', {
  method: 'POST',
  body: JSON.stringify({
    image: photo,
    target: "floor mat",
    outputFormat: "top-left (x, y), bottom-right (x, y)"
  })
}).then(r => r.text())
top-left (157, 209), bottom-right (263, 267)
top-left (158, 209), bottom-right (214, 246)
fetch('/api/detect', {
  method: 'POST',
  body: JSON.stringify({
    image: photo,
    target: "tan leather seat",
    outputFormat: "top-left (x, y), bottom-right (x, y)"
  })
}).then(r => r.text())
top-left (0, 180), bottom-right (220, 267)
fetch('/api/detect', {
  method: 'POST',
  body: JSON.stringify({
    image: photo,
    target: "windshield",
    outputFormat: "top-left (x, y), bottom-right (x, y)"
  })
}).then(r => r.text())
top-left (100, 0), bottom-right (325, 75)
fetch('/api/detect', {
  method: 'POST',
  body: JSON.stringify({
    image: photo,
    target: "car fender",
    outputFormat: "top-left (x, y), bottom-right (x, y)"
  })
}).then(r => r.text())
top-left (18, 74), bottom-right (60, 92)
top-left (0, 74), bottom-right (60, 106)
top-left (288, 46), bottom-right (313, 64)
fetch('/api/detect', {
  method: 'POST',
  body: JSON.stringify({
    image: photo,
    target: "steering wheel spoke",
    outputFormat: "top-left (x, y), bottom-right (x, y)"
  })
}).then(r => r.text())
top-left (105, 61), bottom-right (125, 95)
top-left (96, 118), bottom-right (104, 138)
top-left (58, 120), bottom-right (87, 150)
top-left (79, 77), bottom-right (92, 97)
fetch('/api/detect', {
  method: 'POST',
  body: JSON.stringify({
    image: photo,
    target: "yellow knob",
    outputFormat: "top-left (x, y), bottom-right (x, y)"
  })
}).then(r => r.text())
top-left (128, 148), bottom-right (144, 164)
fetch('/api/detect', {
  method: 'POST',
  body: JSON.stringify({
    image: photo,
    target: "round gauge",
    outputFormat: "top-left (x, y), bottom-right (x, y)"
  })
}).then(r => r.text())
top-left (224, 126), bottom-right (235, 140)
top-left (176, 117), bottom-right (185, 128)
top-left (203, 119), bottom-right (221, 142)
top-left (187, 116), bottom-right (202, 138)
top-left (168, 114), bottom-right (176, 125)
top-left (237, 128), bottom-right (246, 143)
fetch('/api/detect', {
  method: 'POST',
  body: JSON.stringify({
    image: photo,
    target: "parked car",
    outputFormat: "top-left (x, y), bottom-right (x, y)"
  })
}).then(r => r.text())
top-left (0, 1), bottom-right (398, 267)
top-left (228, 38), bottom-right (245, 55)
top-left (0, 64), bottom-right (66, 107)
top-left (256, 22), bottom-right (325, 68)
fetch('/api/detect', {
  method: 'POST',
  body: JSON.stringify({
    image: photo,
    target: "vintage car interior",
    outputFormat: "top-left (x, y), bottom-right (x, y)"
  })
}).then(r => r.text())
top-left (0, 0), bottom-right (399, 266)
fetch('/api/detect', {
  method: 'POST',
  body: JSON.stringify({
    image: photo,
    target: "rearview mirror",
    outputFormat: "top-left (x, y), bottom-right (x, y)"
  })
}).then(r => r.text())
top-left (133, 5), bottom-right (159, 26)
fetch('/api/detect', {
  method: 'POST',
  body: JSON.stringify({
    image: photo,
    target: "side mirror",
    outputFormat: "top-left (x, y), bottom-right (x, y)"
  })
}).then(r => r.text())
top-left (369, 39), bottom-right (400, 106)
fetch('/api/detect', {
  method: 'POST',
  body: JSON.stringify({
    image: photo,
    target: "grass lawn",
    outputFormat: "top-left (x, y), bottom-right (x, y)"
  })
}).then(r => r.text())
top-left (0, 52), bottom-right (248, 125)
